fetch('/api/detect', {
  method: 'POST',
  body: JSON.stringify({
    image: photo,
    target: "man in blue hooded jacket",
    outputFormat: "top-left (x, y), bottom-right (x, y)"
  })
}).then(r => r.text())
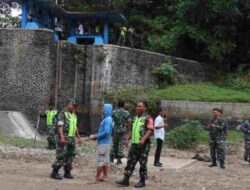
top-left (89, 104), bottom-right (113, 183)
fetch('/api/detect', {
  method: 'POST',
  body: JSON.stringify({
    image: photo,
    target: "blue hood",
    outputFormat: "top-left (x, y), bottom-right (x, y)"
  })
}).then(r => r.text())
top-left (103, 104), bottom-right (112, 118)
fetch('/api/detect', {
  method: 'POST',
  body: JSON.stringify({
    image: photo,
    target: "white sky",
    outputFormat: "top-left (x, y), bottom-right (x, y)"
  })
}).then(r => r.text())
top-left (11, 7), bottom-right (21, 17)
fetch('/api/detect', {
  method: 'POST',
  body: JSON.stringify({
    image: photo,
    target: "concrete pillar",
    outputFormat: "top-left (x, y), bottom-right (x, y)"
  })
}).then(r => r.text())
top-left (103, 23), bottom-right (109, 44)
top-left (21, 0), bottom-right (28, 28)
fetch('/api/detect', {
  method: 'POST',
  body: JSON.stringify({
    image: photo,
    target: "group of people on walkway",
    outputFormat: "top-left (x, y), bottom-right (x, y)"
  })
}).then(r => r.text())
top-left (41, 99), bottom-right (250, 188)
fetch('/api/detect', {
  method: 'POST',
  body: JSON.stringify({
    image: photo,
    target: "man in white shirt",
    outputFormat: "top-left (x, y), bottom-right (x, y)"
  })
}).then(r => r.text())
top-left (55, 21), bottom-right (63, 40)
top-left (78, 23), bottom-right (84, 35)
top-left (154, 108), bottom-right (168, 167)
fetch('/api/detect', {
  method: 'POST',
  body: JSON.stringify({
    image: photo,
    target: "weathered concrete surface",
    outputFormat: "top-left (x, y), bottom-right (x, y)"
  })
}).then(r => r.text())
top-left (85, 45), bottom-right (213, 92)
top-left (0, 28), bottom-right (56, 125)
top-left (84, 45), bottom-right (214, 132)
top-left (161, 100), bottom-right (250, 120)
top-left (0, 28), bottom-right (215, 134)
top-left (161, 100), bottom-right (250, 128)
top-left (57, 42), bottom-right (88, 133)
top-left (0, 111), bottom-right (43, 140)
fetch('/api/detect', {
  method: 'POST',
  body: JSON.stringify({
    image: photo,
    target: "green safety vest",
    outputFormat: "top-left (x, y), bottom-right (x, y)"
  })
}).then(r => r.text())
top-left (95, 25), bottom-right (100, 33)
top-left (65, 112), bottom-right (77, 137)
top-left (132, 116), bottom-right (147, 144)
top-left (45, 110), bottom-right (58, 126)
top-left (120, 27), bottom-right (127, 37)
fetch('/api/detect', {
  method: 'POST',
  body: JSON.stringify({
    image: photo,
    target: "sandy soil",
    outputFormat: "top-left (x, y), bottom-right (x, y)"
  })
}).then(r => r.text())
top-left (0, 142), bottom-right (250, 190)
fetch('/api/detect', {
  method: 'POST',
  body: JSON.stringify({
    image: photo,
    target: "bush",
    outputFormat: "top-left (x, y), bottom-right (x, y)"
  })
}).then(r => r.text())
top-left (104, 86), bottom-right (160, 116)
top-left (153, 58), bottom-right (179, 88)
top-left (222, 72), bottom-right (250, 92)
top-left (165, 120), bottom-right (206, 149)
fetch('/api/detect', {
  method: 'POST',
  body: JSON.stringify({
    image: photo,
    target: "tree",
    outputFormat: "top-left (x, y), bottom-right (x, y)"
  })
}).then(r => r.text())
top-left (0, 1), bottom-right (21, 28)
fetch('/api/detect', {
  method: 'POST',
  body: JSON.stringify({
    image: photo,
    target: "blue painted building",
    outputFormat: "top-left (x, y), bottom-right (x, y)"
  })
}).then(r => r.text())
top-left (20, 0), bottom-right (126, 45)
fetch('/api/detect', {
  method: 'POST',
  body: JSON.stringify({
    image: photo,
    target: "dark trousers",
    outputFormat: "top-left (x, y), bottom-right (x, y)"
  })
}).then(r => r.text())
top-left (154, 138), bottom-right (163, 164)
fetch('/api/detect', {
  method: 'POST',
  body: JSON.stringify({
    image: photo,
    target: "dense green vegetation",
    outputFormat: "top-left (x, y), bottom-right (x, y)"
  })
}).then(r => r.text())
top-left (164, 120), bottom-right (243, 149)
top-left (64, 0), bottom-right (250, 68)
top-left (104, 82), bottom-right (250, 114)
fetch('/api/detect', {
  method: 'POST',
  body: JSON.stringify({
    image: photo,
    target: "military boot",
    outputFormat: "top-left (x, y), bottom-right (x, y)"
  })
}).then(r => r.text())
top-left (50, 169), bottom-right (62, 180)
top-left (115, 175), bottom-right (129, 187)
top-left (64, 170), bottom-right (74, 179)
top-left (134, 178), bottom-right (146, 188)
top-left (220, 161), bottom-right (225, 169)
top-left (209, 158), bottom-right (217, 167)
top-left (244, 156), bottom-right (248, 162)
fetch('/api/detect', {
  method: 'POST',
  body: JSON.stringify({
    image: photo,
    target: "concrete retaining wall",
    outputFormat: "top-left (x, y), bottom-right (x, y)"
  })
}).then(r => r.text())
top-left (84, 45), bottom-right (215, 132)
top-left (161, 100), bottom-right (250, 127)
top-left (0, 28), bottom-right (216, 134)
top-left (85, 45), bottom-right (214, 91)
top-left (0, 28), bottom-right (56, 125)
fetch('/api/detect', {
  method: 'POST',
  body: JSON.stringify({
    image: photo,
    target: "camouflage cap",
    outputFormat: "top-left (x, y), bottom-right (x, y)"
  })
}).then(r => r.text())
top-left (66, 99), bottom-right (77, 105)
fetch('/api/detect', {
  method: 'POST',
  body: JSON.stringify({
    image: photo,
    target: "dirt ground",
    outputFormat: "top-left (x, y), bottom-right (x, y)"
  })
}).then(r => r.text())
top-left (0, 142), bottom-right (250, 190)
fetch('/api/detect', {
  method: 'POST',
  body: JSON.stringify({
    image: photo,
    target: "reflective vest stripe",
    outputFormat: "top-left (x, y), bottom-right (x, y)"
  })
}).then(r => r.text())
top-left (46, 110), bottom-right (57, 126)
top-left (132, 117), bottom-right (145, 144)
top-left (96, 26), bottom-right (100, 33)
top-left (120, 27), bottom-right (127, 36)
top-left (65, 112), bottom-right (77, 137)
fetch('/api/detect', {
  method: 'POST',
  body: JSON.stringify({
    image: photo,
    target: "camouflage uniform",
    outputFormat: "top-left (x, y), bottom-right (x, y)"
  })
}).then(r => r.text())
top-left (52, 110), bottom-right (77, 173)
top-left (241, 120), bottom-right (250, 162)
top-left (45, 109), bottom-right (58, 149)
top-left (206, 118), bottom-right (228, 164)
top-left (124, 115), bottom-right (154, 180)
top-left (110, 108), bottom-right (131, 159)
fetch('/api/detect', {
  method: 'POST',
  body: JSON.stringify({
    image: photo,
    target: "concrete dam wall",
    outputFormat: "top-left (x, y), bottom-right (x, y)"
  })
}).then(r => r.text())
top-left (161, 100), bottom-right (250, 128)
top-left (0, 28), bottom-right (215, 134)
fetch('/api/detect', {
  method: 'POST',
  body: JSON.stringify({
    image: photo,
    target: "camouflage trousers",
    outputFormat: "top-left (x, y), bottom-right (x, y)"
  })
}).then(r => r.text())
top-left (244, 141), bottom-right (250, 161)
top-left (210, 141), bottom-right (226, 162)
top-left (47, 125), bottom-right (56, 149)
top-left (110, 132), bottom-right (126, 158)
top-left (118, 36), bottom-right (126, 46)
top-left (52, 137), bottom-right (76, 171)
top-left (124, 143), bottom-right (150, 179)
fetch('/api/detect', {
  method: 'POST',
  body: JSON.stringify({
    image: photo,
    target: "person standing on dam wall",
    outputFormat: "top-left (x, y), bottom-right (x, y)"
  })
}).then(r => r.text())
top-left (40, 101), bottom-right (58, 150)
top-left (205, 108), bottom-right (228, 169)
top-left (110, 100), bottom-right (132, 165)
top-left (50, 99), bottom-right (82, 180)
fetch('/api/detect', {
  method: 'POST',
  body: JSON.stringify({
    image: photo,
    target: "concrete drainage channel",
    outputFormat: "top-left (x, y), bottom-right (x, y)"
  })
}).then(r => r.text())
top-left (0, 111), bottom-right (44, 141)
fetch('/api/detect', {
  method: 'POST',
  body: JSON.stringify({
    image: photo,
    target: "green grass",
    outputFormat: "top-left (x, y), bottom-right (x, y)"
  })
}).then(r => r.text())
top-left (0, 133), bottom-right (46, 148)
top-left (106, 83), bottom-right (250, 103)
top-left (197, 130), bottom-right (244, 145)
top-left (149, 83), bottom-right (250, 102)
top-left (105, 83), bottom-right (250, 114)
top-left (226, 131), bottom-right (244, 143)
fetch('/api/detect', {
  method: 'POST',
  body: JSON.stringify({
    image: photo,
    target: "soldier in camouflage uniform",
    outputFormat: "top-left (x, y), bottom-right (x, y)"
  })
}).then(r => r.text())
top-left (40, 101), bottom-right (58, 150)
top-left (110, 100), bottom-right (131, 164)
top-left (116, 101), bottom-right (154, 188)
top-left (206, 108), bottom-right (228, 169)
top-left (241, 120), bottom-right (250, 162)
top-left (50, 99), bottom-right (81, 180)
